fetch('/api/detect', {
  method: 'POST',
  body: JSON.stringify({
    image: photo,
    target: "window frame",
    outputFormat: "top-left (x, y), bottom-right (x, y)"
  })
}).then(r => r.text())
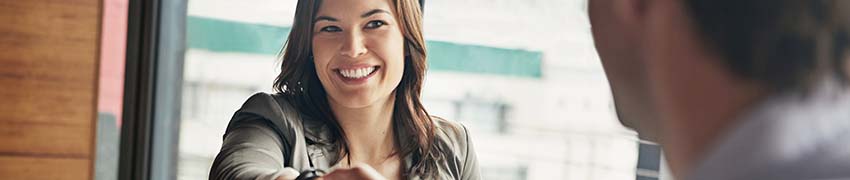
top-left (119, 0), bottom-right (187, 179)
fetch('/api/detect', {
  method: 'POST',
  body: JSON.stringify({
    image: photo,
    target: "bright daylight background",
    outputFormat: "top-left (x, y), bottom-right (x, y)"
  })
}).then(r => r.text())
top-left (177, 0), bottom-right (670, 179)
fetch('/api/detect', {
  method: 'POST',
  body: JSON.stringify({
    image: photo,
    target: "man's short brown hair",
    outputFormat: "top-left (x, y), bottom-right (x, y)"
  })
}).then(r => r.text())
top-left (684, 0), bottom-right (850, 92)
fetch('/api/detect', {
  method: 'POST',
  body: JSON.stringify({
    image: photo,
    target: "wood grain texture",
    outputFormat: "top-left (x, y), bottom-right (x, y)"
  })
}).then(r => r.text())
top-left (0, 156), bottom-right (90, 180)
top-left (0, 0), bottom-right (102, 179)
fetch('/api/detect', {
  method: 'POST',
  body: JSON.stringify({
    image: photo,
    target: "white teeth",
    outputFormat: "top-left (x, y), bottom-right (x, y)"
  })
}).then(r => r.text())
top-left (339, 66), bottom-right (375, 79)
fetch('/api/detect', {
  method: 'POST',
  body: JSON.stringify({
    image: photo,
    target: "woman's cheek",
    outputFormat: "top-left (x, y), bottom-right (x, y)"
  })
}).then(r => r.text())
top-left (311, 55), bottom-right (333, 87)
top-left (388, 56), bottom-right (405, 88)
top-left (312, 42), bottom-right (333, 80)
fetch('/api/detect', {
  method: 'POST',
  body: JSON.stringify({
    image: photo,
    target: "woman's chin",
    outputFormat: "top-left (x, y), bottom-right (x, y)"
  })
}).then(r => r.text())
top-left (330, 96), bottom-right (382, 109)
top-left (325, 84), bottom-right (396, 110)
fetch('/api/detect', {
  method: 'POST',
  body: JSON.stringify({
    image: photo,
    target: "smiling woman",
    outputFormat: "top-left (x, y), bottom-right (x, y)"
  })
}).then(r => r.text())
top-left (207, 0), bottom-right (480, 179)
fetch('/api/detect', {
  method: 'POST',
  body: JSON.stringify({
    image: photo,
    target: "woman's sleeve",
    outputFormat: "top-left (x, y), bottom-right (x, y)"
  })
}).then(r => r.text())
top-left (208, 116), bottom-right (289, 180)
top-left (459, 124), bottom-right (482, 180)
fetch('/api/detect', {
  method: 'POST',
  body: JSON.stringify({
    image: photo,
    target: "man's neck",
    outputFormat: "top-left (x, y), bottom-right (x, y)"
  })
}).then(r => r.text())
top-left (329, 94), bottom-right (397, 164)
top-left (645, 2), bottom-right (768, 176)
top-left (656, 61), bottom-right (765, 177)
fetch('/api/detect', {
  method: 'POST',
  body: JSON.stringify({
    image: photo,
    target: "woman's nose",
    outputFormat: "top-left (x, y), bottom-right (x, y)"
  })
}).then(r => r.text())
top-left (339, 31), bottom-right (368, 58)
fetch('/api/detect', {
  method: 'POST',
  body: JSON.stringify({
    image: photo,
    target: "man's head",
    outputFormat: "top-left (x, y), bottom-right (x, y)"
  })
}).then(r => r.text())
top-left (589, 0), bottom-right (850, 174)
top-left (684, 0), bottom-right (850, 91)
top-left (590, 0), bottom-right (850, 139)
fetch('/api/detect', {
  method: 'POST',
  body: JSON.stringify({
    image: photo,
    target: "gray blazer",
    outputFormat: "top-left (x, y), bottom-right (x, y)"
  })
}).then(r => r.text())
top-left (209, 93), bottom-right (481, 180)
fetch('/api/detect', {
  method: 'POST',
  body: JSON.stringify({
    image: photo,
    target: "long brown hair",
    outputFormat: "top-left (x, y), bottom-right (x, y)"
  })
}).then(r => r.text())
top-left (272, 0), bottom-right (441, 177)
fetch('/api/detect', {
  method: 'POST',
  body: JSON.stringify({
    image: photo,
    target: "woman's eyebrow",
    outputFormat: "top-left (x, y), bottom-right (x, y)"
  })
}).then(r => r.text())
top-left (361, 9), bottom-right (390, 18)
top-left (314, 9), bottom-right (389, 23)
top-left (314, 16), bottom-right (337, 23)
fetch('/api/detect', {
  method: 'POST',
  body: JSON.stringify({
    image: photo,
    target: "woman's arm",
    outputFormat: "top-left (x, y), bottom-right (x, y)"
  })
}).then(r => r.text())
top-left (209, 117), bottom-right (289, 180)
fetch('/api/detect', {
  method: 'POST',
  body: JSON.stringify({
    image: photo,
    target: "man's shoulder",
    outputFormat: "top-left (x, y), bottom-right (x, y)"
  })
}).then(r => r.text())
top-left (691, 83), bottom-right (850, 180)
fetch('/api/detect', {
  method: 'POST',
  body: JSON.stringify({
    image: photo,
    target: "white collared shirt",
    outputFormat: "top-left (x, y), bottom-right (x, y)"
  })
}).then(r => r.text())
top-left (689, 79), bottom-right (850, 180)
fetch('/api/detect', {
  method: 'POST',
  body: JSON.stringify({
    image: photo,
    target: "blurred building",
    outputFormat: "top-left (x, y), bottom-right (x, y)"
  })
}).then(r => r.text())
top-left (178, 0), bottom-right (645, 180)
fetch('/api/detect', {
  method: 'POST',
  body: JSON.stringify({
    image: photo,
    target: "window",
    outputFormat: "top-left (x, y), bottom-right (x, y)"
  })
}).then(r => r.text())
top-left (118, 0), bottom-right (186, 179)
top-left (637, 142), bottom-right (662, 180)
top-left (172, 0), bottom-right (652, 179)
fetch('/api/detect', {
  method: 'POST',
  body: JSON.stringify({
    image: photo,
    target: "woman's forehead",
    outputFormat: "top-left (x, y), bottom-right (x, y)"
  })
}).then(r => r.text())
top-left (315, 0), bottom-right (395, 19)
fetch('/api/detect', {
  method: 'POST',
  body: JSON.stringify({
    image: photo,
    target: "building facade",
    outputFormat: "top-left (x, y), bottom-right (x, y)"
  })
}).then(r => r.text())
top-left (177, 0), bottom-right (652, 179)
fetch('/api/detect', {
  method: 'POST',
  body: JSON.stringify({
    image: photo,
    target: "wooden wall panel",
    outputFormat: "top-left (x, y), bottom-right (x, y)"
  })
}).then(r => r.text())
top-left (0, 0), bottom-right (102, 179)
top-left (0, 156), bottom-right (90, 180)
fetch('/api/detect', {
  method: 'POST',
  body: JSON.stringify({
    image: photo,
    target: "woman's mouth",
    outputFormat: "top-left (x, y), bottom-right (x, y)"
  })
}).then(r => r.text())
top-left (338, 66), bottom-right (378, 79)
top-left (335, 66), bottom-right (380, 84)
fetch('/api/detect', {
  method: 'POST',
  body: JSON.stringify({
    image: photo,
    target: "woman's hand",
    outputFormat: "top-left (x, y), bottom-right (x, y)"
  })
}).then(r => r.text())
top-left (274, 167), bottom-right (301, 180)
top-left (275, 163), bottom-right (387, 180)
top-left (321, 163), bottom-right (387, 180)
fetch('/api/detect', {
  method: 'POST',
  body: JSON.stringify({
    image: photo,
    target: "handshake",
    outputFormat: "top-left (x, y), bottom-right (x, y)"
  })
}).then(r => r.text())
top-left (276, 164), bottom-right (387, 180)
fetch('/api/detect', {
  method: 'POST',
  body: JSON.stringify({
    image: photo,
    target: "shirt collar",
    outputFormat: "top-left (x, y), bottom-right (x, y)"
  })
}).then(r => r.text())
top-left (300, 114), bottom-right (332, 145)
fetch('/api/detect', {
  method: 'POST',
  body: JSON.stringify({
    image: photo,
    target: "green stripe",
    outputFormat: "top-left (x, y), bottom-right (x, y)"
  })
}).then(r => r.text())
top-left (425, 41), bottom-right (542, 78)
top-left (187, 16), bottom-right (542, 78)
top-left (187, 16), bottom-right (290, 54)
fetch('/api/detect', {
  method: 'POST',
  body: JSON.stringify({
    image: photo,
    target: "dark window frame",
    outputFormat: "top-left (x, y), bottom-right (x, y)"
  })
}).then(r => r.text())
top-left (119, 0), bottom-right (186, 179)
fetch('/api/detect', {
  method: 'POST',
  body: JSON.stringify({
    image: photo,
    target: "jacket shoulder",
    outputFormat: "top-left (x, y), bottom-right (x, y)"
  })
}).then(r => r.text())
top-left (432, 116), bottom-right (469, 141)
top-left (227, 92), bottom-right (302, 141)
top-left (431, 116), bottom-right (472, 157)
top-left (431, 116), bottom-right (481, 180)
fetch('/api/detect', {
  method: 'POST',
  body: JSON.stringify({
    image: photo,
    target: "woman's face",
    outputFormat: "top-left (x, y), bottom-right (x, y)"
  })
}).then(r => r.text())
top-left (312, 0), bottom-right (406, 109)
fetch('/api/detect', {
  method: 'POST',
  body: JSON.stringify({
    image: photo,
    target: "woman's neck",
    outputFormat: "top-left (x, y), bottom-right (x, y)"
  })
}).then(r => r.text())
top-left (329, 93), bottom-right (398, 165)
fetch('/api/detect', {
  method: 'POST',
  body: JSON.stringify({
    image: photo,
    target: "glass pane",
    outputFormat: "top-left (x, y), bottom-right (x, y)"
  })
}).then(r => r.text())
top-left (177, 0), bottom-right (651, 180)
top-left (423, 1), bottom-right (637, 179)
top-left (178, 0), bottom-right (294, 179)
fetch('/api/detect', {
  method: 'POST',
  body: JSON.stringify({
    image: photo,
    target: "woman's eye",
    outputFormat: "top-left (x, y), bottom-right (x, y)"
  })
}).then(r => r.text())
top-left (319, 26), bottom-right (341, 32)
top-left (365, 20), bottom-right (386, 29)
